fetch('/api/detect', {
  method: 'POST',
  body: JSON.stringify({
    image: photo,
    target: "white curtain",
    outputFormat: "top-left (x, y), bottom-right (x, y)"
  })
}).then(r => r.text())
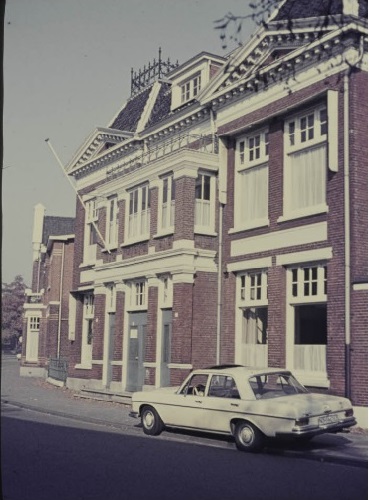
top-left (239, 164), bottom-right (268, 223)
top-left (288, 144), bottom-right (326, 211)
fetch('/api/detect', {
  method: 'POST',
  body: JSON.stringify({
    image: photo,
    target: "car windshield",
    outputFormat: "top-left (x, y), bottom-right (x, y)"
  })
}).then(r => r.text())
top-left (249, 372), bottom-right (308, 400)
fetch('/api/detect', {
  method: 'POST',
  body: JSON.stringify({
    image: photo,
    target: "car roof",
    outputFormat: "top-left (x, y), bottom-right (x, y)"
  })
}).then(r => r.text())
top-left (191, 366), bottom-right (291, 377)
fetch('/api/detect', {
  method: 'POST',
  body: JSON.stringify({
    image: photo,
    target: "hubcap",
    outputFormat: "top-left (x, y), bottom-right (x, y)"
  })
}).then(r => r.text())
top-left (144, 411), bottom-right (154, 429)
top-left (240, 426), bottom-right (254, 445)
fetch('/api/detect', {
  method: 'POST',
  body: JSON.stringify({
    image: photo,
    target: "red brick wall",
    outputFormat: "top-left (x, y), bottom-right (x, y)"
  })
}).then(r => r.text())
top-left (192, 271), bottom-right (218, 369)
top-left (174, 176), bottom-right (195, 240)
top-left (350, 289), bottom-right (368, 406)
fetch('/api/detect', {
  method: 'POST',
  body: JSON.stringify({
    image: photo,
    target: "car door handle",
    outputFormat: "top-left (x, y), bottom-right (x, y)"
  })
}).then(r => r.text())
top-left (231, 403), bottom-right (239, 407)
top-left (195, 400), bottom-right (202, 404)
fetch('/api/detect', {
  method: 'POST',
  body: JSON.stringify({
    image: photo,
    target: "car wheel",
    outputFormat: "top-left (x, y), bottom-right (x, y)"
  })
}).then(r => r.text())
top-left (141, 406), bottom-right (164, 436)
top-left (234, 421), bottom-right (264, 452)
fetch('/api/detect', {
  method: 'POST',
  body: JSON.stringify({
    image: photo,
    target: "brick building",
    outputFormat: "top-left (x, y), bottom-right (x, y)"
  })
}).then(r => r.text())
top-left (62, 1), bottom-right (367, 424)
top-left (21, 204), bottom-right (75, 379)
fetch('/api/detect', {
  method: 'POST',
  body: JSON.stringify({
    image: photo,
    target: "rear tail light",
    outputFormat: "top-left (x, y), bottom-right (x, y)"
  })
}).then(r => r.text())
top-left (345, 409), bottom-right (354, 417)
top-left (295, 417), bottom-right (310, 426)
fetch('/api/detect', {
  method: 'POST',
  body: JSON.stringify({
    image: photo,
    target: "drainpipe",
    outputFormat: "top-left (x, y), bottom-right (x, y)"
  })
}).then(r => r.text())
top-left (343, 72), bottom-right (351, 399)
top-left (57, 242), bottom-right (65, 359)
top-left (216, 203), bottom-right (224, 365)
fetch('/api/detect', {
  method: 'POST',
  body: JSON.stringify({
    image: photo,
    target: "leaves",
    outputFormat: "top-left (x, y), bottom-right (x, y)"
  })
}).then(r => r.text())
top-left (2, 275), bottom-right (28, 344)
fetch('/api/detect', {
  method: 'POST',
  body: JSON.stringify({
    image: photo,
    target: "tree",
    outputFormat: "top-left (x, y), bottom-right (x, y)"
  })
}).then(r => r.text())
top-left (1, 275), bottom-right (27, 349)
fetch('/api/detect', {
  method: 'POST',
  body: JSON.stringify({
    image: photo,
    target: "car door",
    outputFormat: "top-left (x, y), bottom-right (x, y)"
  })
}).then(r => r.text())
top-left (204, 374), bottom-right (242, 433)
top-left (164, 373), bottom-right (209, 429)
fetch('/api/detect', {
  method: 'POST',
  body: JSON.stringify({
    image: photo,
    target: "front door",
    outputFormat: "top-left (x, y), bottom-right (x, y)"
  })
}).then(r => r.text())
top-left (161, 309), bottom-right (172, 387)
top-left (127, 312), bottom-right (147, 392)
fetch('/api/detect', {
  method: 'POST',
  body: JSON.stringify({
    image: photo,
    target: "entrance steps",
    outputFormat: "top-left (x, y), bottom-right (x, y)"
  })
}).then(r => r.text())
top-left (74, 388), bottom-right (132, 406)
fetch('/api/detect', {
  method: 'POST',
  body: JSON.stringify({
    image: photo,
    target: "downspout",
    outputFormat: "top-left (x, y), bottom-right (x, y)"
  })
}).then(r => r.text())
top-left (343, 72), bottom-right (351, 399)
top-left (216, 203), bottom-right (224, 365)
top-left (57, 242), bottom-right (65, 359)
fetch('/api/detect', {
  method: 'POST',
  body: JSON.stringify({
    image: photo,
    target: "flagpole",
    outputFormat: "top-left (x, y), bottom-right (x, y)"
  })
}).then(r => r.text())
top-left (45, 138), bottom-right (110, 253)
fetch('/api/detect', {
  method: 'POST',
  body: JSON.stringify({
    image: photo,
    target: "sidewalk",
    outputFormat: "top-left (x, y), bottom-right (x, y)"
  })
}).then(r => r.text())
top-left (1, 356), bottom-right (367, 467)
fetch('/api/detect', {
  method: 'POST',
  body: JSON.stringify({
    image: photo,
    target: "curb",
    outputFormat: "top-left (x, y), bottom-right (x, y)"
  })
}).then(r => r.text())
top-left (2, 398), bottom-right (367, 468)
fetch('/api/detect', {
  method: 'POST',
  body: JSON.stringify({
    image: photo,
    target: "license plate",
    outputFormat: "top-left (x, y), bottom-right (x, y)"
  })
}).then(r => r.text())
top-left (319, 414), bottom-right (339, 426)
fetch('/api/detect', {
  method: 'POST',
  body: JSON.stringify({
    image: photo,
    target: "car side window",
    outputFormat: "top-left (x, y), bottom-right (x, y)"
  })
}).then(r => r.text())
top-left (180, 374), bottom-right (209, 396)
top-left (208, 375), bottom-right (240, 399)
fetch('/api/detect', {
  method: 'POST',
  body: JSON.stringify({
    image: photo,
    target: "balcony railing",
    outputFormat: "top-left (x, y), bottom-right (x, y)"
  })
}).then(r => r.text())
top-left (25, 292), bottom-right (43, 304)
top-left (107, 133), bottom-right (218, 181)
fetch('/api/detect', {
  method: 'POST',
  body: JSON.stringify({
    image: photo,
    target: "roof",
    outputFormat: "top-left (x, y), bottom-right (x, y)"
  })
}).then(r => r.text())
top-left (42, 216), bottom-right (75, 245)
top-left (110, 87), bottom-right (152, 132)
top-left (191, 365), bottom-right (292, 377)
top-left (273, 0), bottom-right (368, 21)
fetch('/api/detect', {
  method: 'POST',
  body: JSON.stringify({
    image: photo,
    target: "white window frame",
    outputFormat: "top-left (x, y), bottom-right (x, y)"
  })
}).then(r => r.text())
top-left (125, 184), bottom-right (150, 243)
top-left (286, 263), bottom-right (329, 387)
top-left (233, 129), bottom-right (269, 231)
top-left (180, 73), bottom-right (202, 104)
top-left (282, 105), bottom-right (328, 221)
top-left (127, 280), bottom-right (148, 311)
top-left (159, 275), bottom-right (173, 309)
top-left (106, 284), bottom-right (116, 313)
top-left (194, 171), bottom-right (216, 235)
top-left (83, 199), bottom-right (98, 264)
top-left (81, 293), bottom-right (94, 366)
top-left (237, 270), bottom-right (268, 308)
top-left (158, 174), bottom-right (175, 235)
top-left (106, 197), bottom-right (119, 249)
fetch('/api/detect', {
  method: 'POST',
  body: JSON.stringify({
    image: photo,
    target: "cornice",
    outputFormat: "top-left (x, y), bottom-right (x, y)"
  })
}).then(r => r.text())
top-left (206, 24), bottom-right (367, 111)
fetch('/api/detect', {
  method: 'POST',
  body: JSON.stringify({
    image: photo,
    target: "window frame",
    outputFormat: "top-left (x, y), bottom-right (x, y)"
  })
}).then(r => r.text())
top-left (125, 184), bottom-right (151, 244)
top-left (233, 129), bottom-right (269, 231)
top-left (106, 196), bottom-right (119, 249)
top-left (194, 171), bottom-right (216, 235)
top-left (282, 104), bottom-right (328, 220)
top-left (158, 173), bottom-right (175, 235)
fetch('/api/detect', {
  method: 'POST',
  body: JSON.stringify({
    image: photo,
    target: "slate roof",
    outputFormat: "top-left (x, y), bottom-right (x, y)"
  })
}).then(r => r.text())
top-left (273, 0), bottom-right (367, 21)
top-left (110, 87), bottom-right (152, 132)
top-left (146, 82), bottom-right (172, 128)
top-left (42, 216), bottom-right (75, 245)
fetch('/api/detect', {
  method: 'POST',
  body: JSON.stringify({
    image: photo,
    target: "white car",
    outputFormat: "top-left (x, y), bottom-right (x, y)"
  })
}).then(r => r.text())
top-left (130, 365), bottom-right (356, 452)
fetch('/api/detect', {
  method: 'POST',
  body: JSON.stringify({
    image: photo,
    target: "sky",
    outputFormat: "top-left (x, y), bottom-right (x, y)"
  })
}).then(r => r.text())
top-left (3, 0), bottom-right (255, 286)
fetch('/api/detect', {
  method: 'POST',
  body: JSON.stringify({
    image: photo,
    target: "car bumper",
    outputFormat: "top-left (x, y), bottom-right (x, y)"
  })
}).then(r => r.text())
top-left (129, 411), bottom-right (139, 419)
top-left (276, 417), bottom-right (357, 438)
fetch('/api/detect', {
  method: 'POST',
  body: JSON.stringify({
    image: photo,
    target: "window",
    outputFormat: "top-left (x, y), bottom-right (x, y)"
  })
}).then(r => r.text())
top-left (234, 130), bottom-right (269, 230)
top-left (208, 375), bottom-right (240, 399)
top-left (239, 271), bottom-right (268, 305)
top-left (106, 284), bottom-right (116, 313)
top-left (238, 271), bottom-right (268, 367)
top-left (284, 106), bottom-right (328, 217)
top-left (29, 317), bottom-right (40, 331)
top-left (127, 185), bottom-right (150, 241)
top-left (180, 73), bottom-right (202, 104)
top-left (84, 199), bottom-right (98, 263)
top-left (159, 275), bottom-right (173, 308)
top-left (127, 280), bottom-right (147, 310)
top-left (160, 174), bottom-right (175, 232)
top-left (106, 197), bottom-right (118, 248)
top-left (180, 374), bottom-right (209, 396)
top-left (195, 173), bottom-right (214, 232)
top-left (287, 265), bottom-right (328, 379)
top-left (81, 293), bottom-right (94, 365)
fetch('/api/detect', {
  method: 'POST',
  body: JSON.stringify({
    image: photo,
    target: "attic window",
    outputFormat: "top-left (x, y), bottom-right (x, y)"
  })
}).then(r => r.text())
top-left (181, 73), bottom-right (201, 104)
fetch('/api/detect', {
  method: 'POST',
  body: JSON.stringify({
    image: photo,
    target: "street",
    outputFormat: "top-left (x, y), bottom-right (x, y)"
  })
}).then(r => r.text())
top-left (2, 402), bottom-right (367, 500)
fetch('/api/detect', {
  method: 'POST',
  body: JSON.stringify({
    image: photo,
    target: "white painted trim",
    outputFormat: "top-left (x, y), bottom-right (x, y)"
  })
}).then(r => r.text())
top-left (353, 283), bottom-right (368, 291)
top-left (143, 362), bottom-right (157, 368)
top-left (227, 257), bottom-right (272, 273)
top-left (231, 222), bottom-right (327, 257)
top-left (167, 363), bottom-right (193, 370)
top-left (276, 247), bottom-right (333, 266)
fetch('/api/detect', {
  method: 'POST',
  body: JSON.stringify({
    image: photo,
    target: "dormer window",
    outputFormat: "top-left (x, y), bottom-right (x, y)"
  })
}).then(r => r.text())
top-left (180, 73), bottom-right (201, 104)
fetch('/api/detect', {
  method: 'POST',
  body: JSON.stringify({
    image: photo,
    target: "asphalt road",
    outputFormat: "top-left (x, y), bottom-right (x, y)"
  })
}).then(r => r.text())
top-left (1, 404), bottom-right (367, 500)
